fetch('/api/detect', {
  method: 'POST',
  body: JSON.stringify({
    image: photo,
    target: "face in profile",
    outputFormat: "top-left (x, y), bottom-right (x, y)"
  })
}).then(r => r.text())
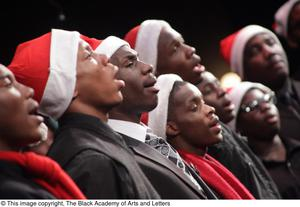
top-left (237, 88), bottom-right (280, 140)
top-left (110, 45), bottom-right (159, 114)
top-left (168, 82), bottom-right (222, 150)
top-left (197, 71), bottom-right (235, 124)
top-left (156, 27), bottom-right (205, 85)
top-left (0, 65), bottom-right (43, 149)
top-left (75, 40), bottom-right (125, 111)
top-left (243, 33), bottom-right (289, 89)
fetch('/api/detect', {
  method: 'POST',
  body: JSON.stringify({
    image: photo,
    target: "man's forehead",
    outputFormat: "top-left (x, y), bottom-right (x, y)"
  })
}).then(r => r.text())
top-left (116, 45), bottom-right (138, 57)
top-left (201, 72), bottom-right (217, 83)
top-left (78, 39), bottom-right (91, 50)
top-left (175, 83), bottom-right (202, 102)
top-left (161, 26), bottom-right (183, 43)
top-left (250, 32), bottom-right (274, 44)
top-left (0, 65), bottom-right (12, 76)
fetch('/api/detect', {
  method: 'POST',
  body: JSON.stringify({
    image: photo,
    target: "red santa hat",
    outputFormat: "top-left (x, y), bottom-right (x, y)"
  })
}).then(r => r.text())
top-left (227, 81), bottom-right (272, 132)
top-left (80, 34), bottom-right (130, 58)
top-left (80, 34), bottom-right (102, 50)
top-left (81, 35), bottom-right (129, 58)
top-left (8, 29), bottom-right (80, 120)
top-left (220, 25), bottom-right (283, 79)
top-left (274, 0), bottom-right (300, 38)
top-left (124, 20), bottom-right (174, 73)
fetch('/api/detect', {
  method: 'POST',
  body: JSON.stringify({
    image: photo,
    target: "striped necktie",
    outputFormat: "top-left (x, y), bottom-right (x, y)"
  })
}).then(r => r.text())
top-left (145, 129), bottom-right (205, 194)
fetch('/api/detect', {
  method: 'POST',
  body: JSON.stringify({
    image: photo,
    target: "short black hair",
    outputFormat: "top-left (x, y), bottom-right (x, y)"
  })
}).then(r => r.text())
top-left (167, 81), bottom-right (187, 121)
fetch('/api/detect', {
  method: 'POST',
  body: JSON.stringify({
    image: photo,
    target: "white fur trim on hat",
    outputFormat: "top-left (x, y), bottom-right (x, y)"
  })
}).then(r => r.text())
top-left (135, 20), bottom-right (174, 74)
top-left (148, 74), bottom-right (183, 139)
top-left (39, 29), bottom-right (80, 120)
top-left (227, 81), bottom-right (271, 132)
top-left (95, 36), bottom-right (129, 58)
top-left (231, 25), bottom-right (284, 79)
top-left (275, 0), bottom-right (300, 38)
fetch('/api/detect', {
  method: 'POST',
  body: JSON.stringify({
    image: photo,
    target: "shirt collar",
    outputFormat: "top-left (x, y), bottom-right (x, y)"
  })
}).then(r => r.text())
top-left (108, 119), bottom-right (147, 142)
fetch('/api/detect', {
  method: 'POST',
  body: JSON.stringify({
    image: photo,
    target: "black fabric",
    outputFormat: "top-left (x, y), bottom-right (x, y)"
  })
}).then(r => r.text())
top-left (121, 133), bottom-right (212, 199)
top-left (47, 113), bottom-right (160, 199)
top-left (0, 161), bottom-right (55, 199)
top-left (276, 78), bottom-right (300, 143)
top-left (278, 35), bottom-right (300, 80)
top-left (208, 123), bottom-right (281, 199)
top-left (263, 138), bottom-right (300, 199)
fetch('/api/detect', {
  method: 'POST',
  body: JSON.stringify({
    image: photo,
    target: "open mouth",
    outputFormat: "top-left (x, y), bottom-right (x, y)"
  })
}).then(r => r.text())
top-left (28, 101), bottom-right (38, 116)
top-left (193, 64), bottom-right (205, 74)
top-left (115, 78), bottom-right (125, 89)
top-left (144, 78), bottom-right (156, 88)
top-left (208, 115), bottom-right (222, 134)
top-left (209, 116), bottom-right (220, 128)
top-left (269, 57), bottom-right (285, 70)
top-left (144, 77), bottom-right (159, 94)
top-left (265, 113), bottom-right (278, 124)
top-left (193, 64), bottom-right (206, 85)
top-left (28, 101), bottom-right (44, 123)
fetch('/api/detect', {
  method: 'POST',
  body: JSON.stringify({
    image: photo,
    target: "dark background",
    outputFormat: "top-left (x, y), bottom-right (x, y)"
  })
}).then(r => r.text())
top-left (0, 0), bottom-right (287, 78)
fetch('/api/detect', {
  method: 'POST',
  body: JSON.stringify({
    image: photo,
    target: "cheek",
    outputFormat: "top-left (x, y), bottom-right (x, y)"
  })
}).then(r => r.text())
top-left (169, 55), bottom-right (187, 71)
top-left (123, 77), bottom-right (141, 95)
top-left (246, 61), bottom-right (266, 80)
top-left (0, 96), bottom-right (23, 117)
top-left (239, 113), bottom-right (261, 132)
top-left (249, 58), bottom-right (265, 70)
top-left (203, 95), bottom-right (218, 108)
top-left (179, 115), bottom-right (207, 136)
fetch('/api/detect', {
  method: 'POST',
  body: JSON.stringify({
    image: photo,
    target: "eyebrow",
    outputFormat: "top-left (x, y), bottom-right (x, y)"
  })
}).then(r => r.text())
top-left (170, 38), bottom-right (180, 46)
top-left (178, 36), bottom-right (184, 43)
top-left (121, 53), bottom-right (137, 63)
top-left (85, 45), bottom-right (93, 52)
top-left (187, 95), bottom-right (202, 104)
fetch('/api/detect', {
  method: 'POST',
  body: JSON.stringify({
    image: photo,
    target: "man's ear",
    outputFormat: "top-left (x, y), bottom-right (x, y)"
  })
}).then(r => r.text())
top-left (72, 88), bottom-right (79, 101)
top-left (166, 120), bottom-right (180, 137)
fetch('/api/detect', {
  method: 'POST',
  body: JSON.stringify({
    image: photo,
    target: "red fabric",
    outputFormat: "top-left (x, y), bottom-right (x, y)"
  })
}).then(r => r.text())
top-left (80, 34), bottom-right (102, 50)
top-left (0, 151), bottom-right (86, 199)
top-left (140, 112), bottom-right (149, 125)
top-left (178, 150), bottom-right (255, 199)
top-left (219, 30), bottom-right (240, 65)
top-left (8, 33), bottom-right (51, 103)
top-left (225, 87), bottom-right (233, 94)
top-left (124, 25), bottom-right (140, 49)
top-left (8, 32), bottom-right (102, 104)
top-left (272, 22), bottom-right (278, 32)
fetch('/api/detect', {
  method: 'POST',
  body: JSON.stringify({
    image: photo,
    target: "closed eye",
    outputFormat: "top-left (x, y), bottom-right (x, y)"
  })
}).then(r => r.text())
top-left (265, 37), bottom-right (276, 46)
top-left (0, 75), bottom-right (13, 88)
top-left (86, 50), bottom-right (93, 59)
top-left (125, 61), bottom-right (134, 68)
top-left (190, 103), bottom-right (198, 111)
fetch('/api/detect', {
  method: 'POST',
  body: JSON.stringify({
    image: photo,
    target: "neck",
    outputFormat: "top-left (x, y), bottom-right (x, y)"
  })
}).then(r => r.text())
top-left (269, 77), bottom-right (287, 92)
top-left (67, 100), bottom-right (109, 122)
top-left (248, 134), bottom-right (286, 161)
top-left (169, 136), bottom-right (207, 157)
top-left (109, 108), bottom-right (141, 124)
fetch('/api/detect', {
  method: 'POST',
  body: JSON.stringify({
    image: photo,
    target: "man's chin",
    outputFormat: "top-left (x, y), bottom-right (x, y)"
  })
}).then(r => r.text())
top-left (145, 102), bottom-right (158, 112)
